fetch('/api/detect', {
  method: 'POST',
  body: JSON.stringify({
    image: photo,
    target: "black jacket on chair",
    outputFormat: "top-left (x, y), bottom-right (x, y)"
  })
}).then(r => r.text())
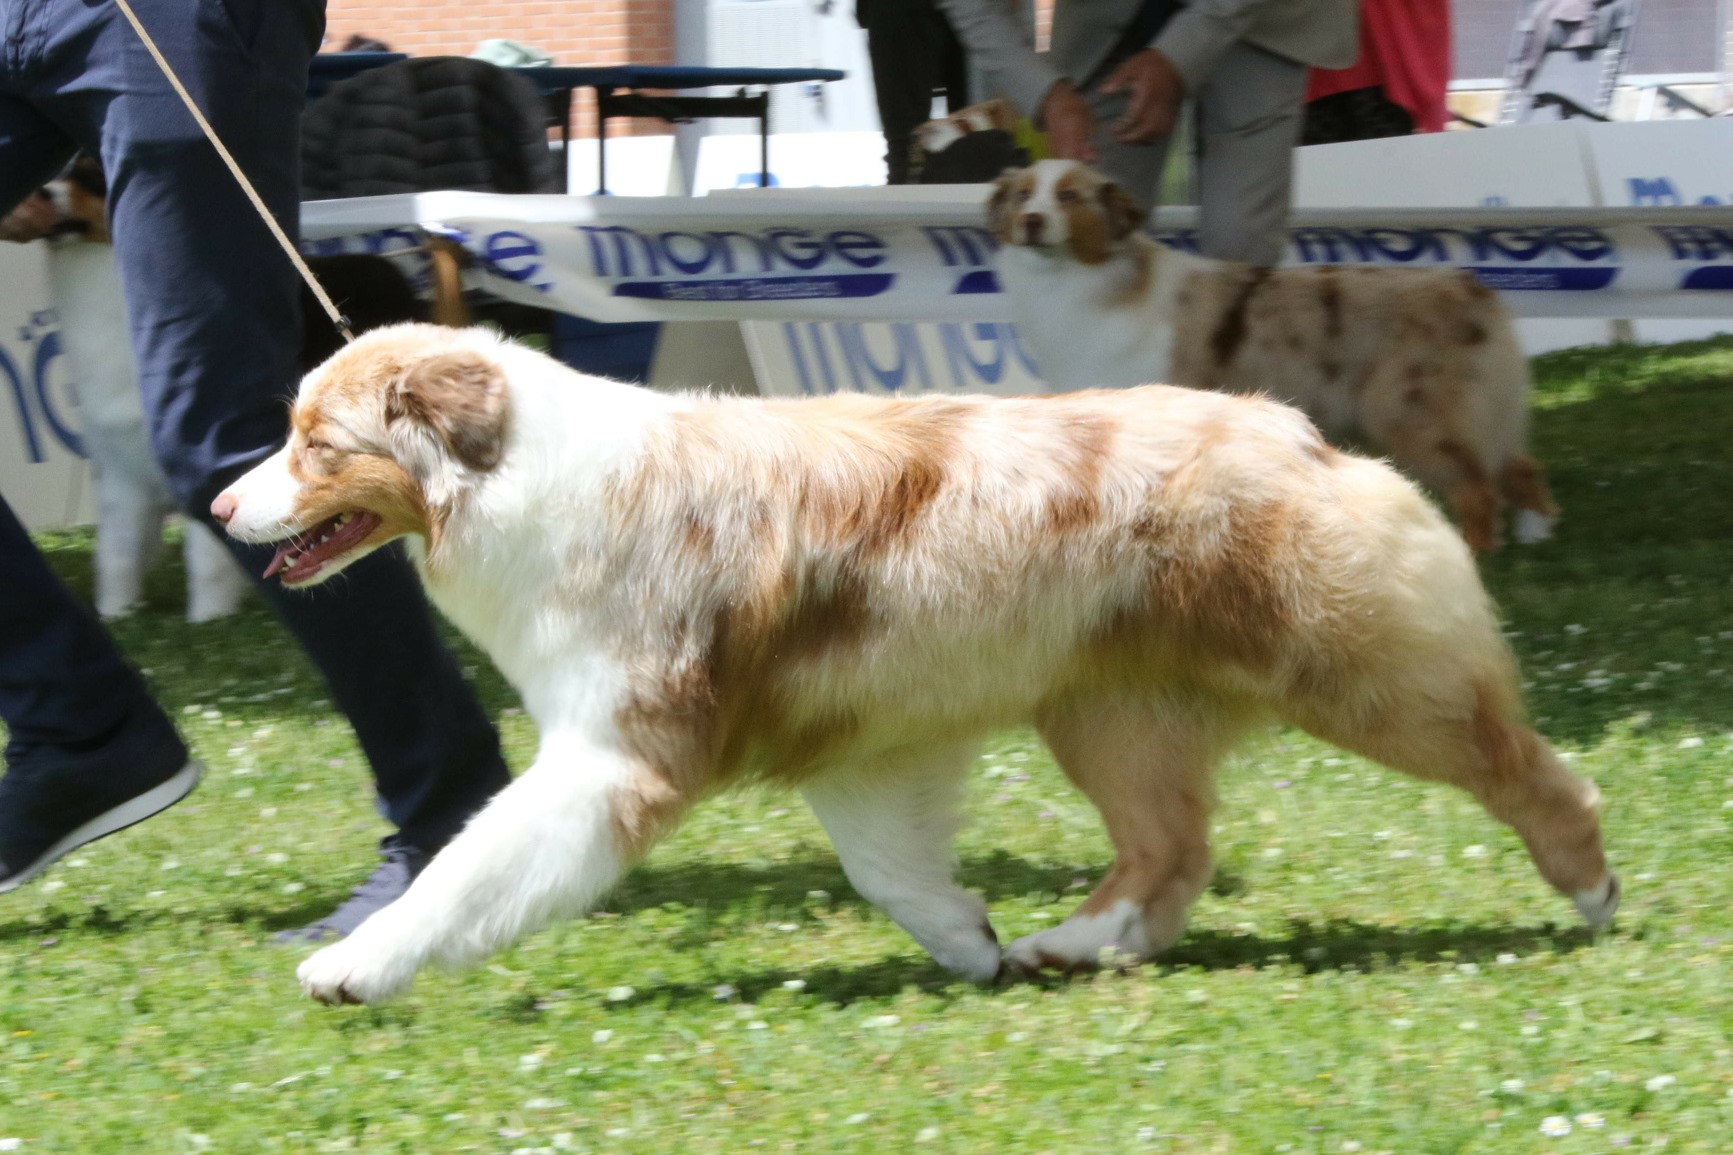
top-left (300, 56), bottom-right (559, 197)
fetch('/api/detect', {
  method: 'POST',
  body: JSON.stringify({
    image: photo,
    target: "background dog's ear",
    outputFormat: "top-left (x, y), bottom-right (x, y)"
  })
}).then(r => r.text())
top-left (986, 170), bottom-right (1023, 239)
top-left (388, 349), bottom-right (510, 472)
top-left (1101, 181), bottom-right (1147, 241)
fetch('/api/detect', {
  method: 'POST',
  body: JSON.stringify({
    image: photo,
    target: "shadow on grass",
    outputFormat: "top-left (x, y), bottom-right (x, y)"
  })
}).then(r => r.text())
top-left (0, 889), bottom-right (366, 944)
top-left (592, 917), bottom-right (1607, 1011)
top-left (606, 848), bottom-right (1087, 919)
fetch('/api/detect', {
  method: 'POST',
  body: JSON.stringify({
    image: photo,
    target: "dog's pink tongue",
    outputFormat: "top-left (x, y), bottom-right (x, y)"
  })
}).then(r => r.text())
top-left (262, 543), bottom-right (294, 580)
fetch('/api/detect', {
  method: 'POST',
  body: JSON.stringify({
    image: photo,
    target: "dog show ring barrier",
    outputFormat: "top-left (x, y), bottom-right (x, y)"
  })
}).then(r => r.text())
top-left (7, 183), bottom-right (1733, 528)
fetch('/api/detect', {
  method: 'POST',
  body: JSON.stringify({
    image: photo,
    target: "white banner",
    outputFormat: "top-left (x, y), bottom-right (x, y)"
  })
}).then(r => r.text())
top-left (0, 243), bottom-right (91, 531)
top-left (302, 188), bottom-right (1733, 324)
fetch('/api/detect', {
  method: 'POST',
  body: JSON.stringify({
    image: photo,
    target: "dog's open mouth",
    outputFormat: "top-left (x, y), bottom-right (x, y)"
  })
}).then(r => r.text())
top-left (262, 511), bottom-right (383, 585)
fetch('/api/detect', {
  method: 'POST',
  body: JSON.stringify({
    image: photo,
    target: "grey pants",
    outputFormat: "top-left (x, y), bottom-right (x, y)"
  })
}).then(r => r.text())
top-left (1087, 41), bottom-right (1307, 267)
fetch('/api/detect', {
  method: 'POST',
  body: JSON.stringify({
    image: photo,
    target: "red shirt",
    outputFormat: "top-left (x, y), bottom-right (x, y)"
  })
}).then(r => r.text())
top-left (1306, 0), bottom-right (1453, 133)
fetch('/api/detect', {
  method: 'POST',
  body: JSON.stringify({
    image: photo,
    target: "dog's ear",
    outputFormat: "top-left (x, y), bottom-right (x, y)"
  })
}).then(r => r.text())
top-left (388, 348), bottom-right (510, 472)
top-left (1100, 181), bottom-right (1147, 241)
top-left (987, 169), bottom-right (1024, 241)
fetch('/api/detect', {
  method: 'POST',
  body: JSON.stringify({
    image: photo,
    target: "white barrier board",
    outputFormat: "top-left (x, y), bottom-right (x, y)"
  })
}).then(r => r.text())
top-left (10, 119), bottom-right (1733, 528)
top-left (0, 243), bottom-right (91, 531)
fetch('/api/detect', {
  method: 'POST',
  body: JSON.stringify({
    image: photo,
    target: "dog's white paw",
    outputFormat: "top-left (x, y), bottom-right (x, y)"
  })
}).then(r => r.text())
top-left (928, 923), bottom-right (1006, 984)
top-left (1002, 901), bottom-right (1151, 978)
top-left (297, 936), bottom-right (417, 1006)
top-left (1572, 872), bottom-right (1621, 928)
top-left (1513, 510), bottom-right (1556, 545)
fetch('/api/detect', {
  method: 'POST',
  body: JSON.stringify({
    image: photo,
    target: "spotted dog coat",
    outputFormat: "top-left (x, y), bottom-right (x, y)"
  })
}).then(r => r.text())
top-left (214, 323), bottom-right (1617, 1005)
top-left (990, 160), bottom-right (1559, 552)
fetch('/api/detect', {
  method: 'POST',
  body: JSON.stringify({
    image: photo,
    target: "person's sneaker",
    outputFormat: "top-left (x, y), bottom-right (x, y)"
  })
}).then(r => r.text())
top-left (274, 838), bottom-right (430, 943)
top-left (0, 719), bottom-right (200, 893)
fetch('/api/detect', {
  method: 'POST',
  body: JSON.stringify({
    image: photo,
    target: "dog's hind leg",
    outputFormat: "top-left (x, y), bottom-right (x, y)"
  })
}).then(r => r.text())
top-left (297, 734), bottom-right (691, 1005)
top-left (803, 743), bottom-right (1003, 982)
top-left (1282, 668), bottom-right (1616, 928)
top-left (1500, 454), bottom-right (1559, 545)
top-left (1003, 691), bottom-right (1253, 976)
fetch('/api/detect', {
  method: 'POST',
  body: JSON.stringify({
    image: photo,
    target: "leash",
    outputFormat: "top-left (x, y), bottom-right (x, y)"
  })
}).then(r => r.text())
top-left (110, 0), bottom-right (355, 343)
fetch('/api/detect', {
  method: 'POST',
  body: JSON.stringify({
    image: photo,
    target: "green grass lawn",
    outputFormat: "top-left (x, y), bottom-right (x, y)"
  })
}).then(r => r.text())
top-left (7, 338), bottom-right (1733, 1153)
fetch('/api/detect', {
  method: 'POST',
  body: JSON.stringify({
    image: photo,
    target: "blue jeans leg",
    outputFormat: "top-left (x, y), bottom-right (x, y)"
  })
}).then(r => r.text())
top-left (9, 0), bottom-right (511, 850)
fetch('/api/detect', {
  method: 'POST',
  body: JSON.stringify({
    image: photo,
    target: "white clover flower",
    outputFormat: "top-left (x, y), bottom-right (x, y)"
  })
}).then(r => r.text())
top-left (592, 1029), bottom-right (613, 1044)
top-left (1646, 1074), bottom-right (1676, 1092)
top-left (606, 985), bottom-right (635, 1002)
top-left (1501, 1079), bottom-right (1526, 1093)
top-left (1462, 845), bottom-right (1488, 859)
top-left (1578, 1112), bottom-right (1606, 1129)
top-left (0, 1140), bottom-right (22, 1152)
top-left (713, 984), bottom-right (736, 1000)
top-left (782, 979), bottom-right (807, 991)
top-left (1540, 1115), bottom-right (1572, 1137)
top-left (916, 1127), bottom-right (940, 1142)
top-left (862, 1014), bottom-right (901, 1029)
top-left (845, 1114), bottom-right (871, 1125)
top-left (517, 1053), bottom-right (544, 1071)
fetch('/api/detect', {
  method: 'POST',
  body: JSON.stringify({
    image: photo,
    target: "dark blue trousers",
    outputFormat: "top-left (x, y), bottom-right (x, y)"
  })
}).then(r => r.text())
top-left (0, 0), bottom-right (510, 851)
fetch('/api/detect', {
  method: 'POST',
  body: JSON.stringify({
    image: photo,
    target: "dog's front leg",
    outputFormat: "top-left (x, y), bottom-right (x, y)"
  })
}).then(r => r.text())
top-left (297, 734), bottom-right (664, 1005)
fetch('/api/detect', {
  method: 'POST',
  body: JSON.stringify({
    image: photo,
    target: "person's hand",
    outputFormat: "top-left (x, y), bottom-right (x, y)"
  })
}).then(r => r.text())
top-left (1038, 81), bottom-right (1100, 164)
top-left (0, 192), bottom-right (59, 243)
top-left (1099, 48), bottom-right (1185, 144)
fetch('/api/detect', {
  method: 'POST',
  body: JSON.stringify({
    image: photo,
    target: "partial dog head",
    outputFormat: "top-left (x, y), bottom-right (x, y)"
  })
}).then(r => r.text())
top-left (44, 154), bottom-right (111, 242)
top-left (987, 159), bottom-right (1146, 263)
top-left (211, 323), bottom-right (512, 585)
top-left (914, 98), bottom-right (1020, 158)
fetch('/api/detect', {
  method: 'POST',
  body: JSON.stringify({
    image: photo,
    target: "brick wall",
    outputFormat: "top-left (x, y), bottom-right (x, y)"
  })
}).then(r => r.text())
top-left (321, 0), bottom-right (676, 135)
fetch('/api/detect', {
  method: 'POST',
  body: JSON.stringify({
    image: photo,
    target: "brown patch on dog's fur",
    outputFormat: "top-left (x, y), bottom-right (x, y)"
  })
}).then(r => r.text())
top-left (987, 171), bottom-right (1023, 243)
top-left (1437, 439), bottom-right (1499, 552)
top-left (388, 348), bottom-right (512, 472)
top-left (282, 406), bottom-right (434, 552)
top-left (1209, 268), bottom-right (1272, 370)
top-left (1498, 454), bottom-right (1559, 519)
top-left (1043, 413), bottom-right (1115, 533)
top-left (1061, 169), bottom-right (1117, 265)
top-left (1318, 266), bottom-right (1343, 342)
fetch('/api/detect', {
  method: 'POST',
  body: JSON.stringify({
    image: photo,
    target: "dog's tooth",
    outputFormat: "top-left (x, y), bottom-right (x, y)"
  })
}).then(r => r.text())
top-left (338, 513), bottom-right (352, 525)
top-left (283, 556), bottom-right (297, 568)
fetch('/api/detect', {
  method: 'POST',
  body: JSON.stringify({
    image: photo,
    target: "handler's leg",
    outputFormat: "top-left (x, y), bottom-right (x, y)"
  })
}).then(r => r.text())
top-left (1190, 42), bottom-right (1308, 266)
top-left (35, 0), bottom-right (511, 918)
top-left (0, 93), bottom-right (197, 892)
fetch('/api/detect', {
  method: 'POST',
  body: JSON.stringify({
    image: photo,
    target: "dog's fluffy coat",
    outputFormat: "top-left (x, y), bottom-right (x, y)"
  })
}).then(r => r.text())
top-left (990, 160), bottom-right (1559, 552)
top-left (216, 324), bottom-right (1617, 1004)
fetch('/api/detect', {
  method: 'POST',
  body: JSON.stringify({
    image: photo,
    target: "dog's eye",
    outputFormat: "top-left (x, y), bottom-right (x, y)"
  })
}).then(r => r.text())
top-left (1056, 188), bottom-right (1080, 204)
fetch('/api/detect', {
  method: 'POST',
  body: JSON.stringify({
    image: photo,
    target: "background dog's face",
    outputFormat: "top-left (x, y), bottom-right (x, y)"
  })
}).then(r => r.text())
top-left (43, 155), bottom-right (110, 242)
top-left (987, 160), bottom-right (1146, 263)
top-left (213, 324), bottom-right (511, 586)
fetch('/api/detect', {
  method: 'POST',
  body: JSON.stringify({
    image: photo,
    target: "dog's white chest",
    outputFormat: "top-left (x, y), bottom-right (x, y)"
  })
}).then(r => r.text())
top-left (996, 244), bottom-right (1188, 392)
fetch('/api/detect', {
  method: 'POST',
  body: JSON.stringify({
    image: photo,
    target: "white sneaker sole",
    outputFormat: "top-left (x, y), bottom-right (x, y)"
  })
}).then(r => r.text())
top-left (0, 759), bottom-right (202, 894)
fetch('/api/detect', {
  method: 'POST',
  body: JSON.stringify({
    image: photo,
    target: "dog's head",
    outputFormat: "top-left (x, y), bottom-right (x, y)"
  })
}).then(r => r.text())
top-left (43, 155), bottom-right (111, 242)
top-left (913, 98), bottom-right (1020, 157)
top-left (212, 323), bottom-right (512, 586)
top-left (987, 159), bottom-right (1146, 263)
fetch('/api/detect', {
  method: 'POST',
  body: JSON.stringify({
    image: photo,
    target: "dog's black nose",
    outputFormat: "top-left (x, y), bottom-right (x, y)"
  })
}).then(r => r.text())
top-left (1020, 213), bottom-right (1044, 244)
